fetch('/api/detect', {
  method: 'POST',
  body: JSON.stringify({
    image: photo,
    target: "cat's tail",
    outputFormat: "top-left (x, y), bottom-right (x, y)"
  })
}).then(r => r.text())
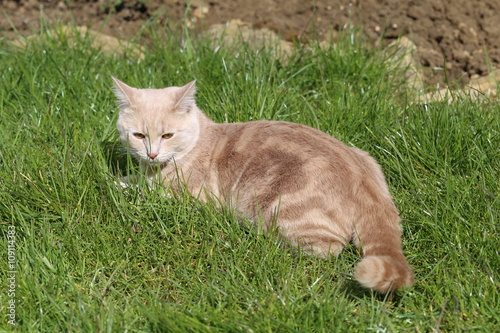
top-left (352, 200), bottom-right (414, 293)
top-left (355, 254), bottom-right (414, 293)
top-left (350, 149), bottom-right (414, 293)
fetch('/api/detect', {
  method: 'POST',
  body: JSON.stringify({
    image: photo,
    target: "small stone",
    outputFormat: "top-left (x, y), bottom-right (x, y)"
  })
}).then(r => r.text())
top-left (453, 50), bottom-right (471, 63)
top-left (5, 1), bottom-right (17, 10)
top-left (192, 0), bottom-right (210, 18)
top-left (57, 1), bottom-right (67, 11)
top-left (468, 69), bottom-right (499, 98)
top-left (387, 36), bottom-right (424, 92)
top-left (10, 25), bottom-right (145, 59)
top-left (193, 5), bottom-right (209, 18)
top-left (203, 20), bottom-right (293, 61)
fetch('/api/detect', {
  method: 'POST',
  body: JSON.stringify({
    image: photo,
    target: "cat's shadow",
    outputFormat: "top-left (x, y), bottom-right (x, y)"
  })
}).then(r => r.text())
top-left (342, 277), bottom-right (408, 305)
top-left (329, 246), bottom-right (408, 304)
top-left (100, 140), bottom-right (138, 177)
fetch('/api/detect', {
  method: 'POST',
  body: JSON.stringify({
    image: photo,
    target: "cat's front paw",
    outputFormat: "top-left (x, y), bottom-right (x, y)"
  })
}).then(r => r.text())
top-left (115, 180), bottom-right (130, 188)
top-left (114, 175), bottom-right (139, 189)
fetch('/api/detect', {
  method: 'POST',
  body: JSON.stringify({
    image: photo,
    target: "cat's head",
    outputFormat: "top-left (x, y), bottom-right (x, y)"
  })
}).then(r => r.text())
top-left (113, 77), bottom-right (201, 166)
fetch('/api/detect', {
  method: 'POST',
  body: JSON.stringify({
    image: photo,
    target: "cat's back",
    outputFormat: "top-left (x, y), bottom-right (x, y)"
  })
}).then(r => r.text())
top-left (213, 119), bottom-right (360, 169)
top-left (210, 119), bottom-right (377, 200)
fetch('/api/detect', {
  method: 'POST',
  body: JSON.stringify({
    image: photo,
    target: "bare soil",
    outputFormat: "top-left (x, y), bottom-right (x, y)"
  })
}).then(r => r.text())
top-left (2, 0), bottom-right (500, 87)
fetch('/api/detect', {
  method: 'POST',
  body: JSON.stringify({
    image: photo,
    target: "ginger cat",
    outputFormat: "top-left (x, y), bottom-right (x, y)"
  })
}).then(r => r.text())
top-left (112, 78), bottom-right (414, 293)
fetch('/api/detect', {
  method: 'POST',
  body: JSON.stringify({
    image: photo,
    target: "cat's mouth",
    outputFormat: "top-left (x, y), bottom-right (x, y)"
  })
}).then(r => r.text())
top-left (144, 154), bottom-right (176, 167)
top-left (145, 158), bottom-right (169, 167)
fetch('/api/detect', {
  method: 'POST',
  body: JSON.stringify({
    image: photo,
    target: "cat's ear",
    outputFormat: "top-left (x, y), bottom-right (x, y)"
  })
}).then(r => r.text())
top-left (112, 77), bottom-right (136, 109)
top-left (173, 80), bottom-right (197, 114)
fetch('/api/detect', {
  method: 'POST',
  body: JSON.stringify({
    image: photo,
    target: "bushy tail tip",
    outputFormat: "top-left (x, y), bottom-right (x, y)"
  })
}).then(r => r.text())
top-left (354, 255), bottom-right (414, 293)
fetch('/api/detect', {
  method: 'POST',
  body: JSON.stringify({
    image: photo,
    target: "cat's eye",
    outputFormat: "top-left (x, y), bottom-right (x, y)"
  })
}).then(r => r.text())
top-left (162, 133), bottom-right (174, 139)
top-left (133, 132), bottom-right (146, 139)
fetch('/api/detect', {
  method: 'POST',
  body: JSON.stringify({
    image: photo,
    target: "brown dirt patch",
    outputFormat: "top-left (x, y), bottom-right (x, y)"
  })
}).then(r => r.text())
top-left (2, 0), bottom-right (499, 87)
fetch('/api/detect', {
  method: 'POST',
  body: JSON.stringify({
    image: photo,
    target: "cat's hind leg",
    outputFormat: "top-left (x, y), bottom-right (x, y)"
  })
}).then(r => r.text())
top-left (276, 208), bottom-right (351, 259)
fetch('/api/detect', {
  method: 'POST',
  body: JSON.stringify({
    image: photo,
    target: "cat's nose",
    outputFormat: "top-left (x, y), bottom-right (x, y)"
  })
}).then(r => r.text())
top-left (148, 153), bottom-right (158, 160)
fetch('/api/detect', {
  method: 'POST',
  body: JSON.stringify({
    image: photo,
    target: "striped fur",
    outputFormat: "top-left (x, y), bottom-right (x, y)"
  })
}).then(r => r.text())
top-left (113, 78), bottom-right (414, 293)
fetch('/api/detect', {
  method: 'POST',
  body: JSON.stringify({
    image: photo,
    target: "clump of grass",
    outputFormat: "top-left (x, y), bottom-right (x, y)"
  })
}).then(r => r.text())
top-left (0, 23), bottom-right (498, 332)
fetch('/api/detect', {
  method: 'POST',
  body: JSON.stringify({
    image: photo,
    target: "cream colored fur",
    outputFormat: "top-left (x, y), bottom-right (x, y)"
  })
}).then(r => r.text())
top-left (113, 78), bottom-right (414, 293)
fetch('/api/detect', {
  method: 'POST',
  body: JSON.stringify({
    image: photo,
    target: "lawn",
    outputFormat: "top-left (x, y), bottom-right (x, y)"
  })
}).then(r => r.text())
top-left (0, 23), bottom-right (499, 332)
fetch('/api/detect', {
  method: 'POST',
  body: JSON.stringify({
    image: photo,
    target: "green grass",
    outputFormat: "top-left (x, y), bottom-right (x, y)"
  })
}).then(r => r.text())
top-left (1, 23), bottom-right (499, 332)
